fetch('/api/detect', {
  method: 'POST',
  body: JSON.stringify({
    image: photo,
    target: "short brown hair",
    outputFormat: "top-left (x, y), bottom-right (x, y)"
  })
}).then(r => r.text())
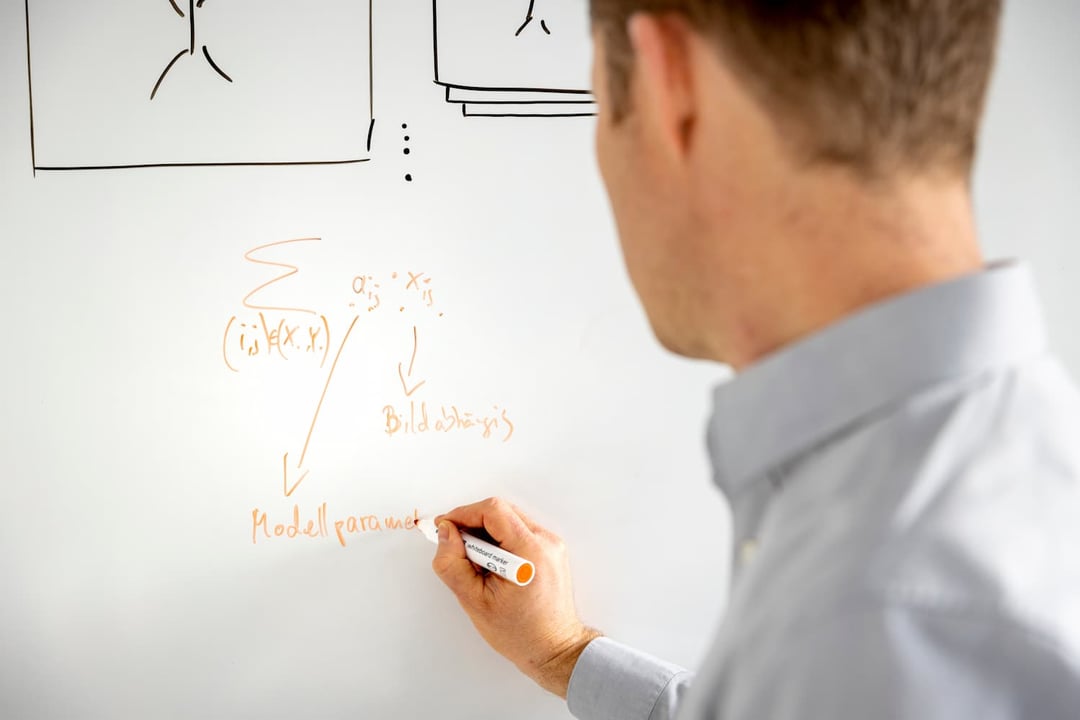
top-left (591, 0), bottom-right (1002, 177)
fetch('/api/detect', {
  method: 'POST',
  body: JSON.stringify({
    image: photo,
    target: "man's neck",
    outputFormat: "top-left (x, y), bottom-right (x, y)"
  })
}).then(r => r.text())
top-left (712, 171), bottom-right (983, 369)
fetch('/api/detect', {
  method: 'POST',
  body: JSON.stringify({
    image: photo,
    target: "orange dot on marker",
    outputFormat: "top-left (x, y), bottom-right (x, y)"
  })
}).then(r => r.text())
top-left (516, 563), bottom-right (535, 585)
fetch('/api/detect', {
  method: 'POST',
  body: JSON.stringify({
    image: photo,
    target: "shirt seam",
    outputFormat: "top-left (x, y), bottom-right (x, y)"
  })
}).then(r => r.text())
top-left (646, 668), bottom-right (692, 720)
top-left (730, 348), bottom-right (1050, 494)
top-left (712, 262), bottom-right (1046, 491)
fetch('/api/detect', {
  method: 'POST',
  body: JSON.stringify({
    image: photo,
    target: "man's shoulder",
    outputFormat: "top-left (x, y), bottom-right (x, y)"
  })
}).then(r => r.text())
top-left (882, 351), bottom-right (1080, 660)
top-left (860, 349), bottom-right (1080, 475)
top-left (746, 350), bottom-right (1080, 675)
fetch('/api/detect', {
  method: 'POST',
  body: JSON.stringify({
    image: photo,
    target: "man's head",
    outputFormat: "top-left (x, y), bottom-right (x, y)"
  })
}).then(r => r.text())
top-left (589, 1), bottom-right (1001, 365)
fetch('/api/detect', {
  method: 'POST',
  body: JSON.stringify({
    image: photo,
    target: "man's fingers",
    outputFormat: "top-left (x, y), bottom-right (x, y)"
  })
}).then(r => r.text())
top-left (431, 521), bottom-right (482, 599)
top-left (436, 497), bottom-right (536, 551)
top-left (506, 501), bottom-right (544, 534)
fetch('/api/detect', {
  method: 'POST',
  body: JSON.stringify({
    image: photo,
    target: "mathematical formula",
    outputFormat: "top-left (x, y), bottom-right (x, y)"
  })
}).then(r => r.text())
top-left (223, 238), bottom-right (517, 539)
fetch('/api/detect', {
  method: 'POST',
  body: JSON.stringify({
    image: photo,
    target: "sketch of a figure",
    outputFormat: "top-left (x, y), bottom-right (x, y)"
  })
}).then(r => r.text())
top-left (26, 0), bottom-right (374, 171)
top-left (151, 0), bottom-right (233, 100)
top-left (433, 0), bottom-right (595, 117)
top-left (516, 0), bottom-right (551, 36)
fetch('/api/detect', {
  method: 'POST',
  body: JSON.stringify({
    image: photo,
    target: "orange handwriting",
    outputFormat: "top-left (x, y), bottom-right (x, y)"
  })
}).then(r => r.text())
top-left (222, 313), bottom-right (331, 371)
top-left (382, 401), bottom-right (515, 442)
top-left (243, 238), bottom-right (321, 315)
top-left (251, 504), bottom-right (421, 547)
top-left (222, 239), bottom-right (525, 504)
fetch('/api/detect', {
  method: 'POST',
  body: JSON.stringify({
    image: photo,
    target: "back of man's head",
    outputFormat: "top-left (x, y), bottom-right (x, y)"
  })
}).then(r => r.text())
top-left (590, 0), bottom-right (1003, 179)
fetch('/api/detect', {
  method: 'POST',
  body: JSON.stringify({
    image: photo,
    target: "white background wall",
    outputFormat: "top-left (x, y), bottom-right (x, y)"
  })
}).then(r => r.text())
top-left (976, 1), bottom-right (1080, 374)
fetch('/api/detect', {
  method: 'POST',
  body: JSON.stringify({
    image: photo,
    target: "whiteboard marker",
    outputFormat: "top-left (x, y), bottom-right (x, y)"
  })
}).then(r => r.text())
top-left (417, 516), bottom-right (535, 587)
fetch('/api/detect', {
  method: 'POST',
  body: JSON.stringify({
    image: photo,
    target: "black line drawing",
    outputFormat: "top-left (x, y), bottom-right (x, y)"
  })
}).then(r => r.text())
top-left (433, 0), bottom-right (596, 118)
top-left (24, 0), bottom-right (375, 173)
top-left (515, 0), bottom-right (551, 37)
top-left (151, 0), bottom-right (233, 100)
top-left (24, 0), bottom-right (36, 176)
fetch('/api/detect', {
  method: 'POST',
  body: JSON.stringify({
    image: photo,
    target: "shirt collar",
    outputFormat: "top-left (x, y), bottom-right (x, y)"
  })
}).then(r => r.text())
top-left (707, 261), bottom-right (1049, 496)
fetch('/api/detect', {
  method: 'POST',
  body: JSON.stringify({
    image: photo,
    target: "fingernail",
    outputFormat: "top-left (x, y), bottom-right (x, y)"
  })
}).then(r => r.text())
top-left (438, 521), bottom-right (450, 543)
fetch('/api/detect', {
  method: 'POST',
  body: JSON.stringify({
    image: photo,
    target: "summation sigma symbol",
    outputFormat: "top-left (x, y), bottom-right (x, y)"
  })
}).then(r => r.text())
top-left (151, 0), bottom-right (234, 100)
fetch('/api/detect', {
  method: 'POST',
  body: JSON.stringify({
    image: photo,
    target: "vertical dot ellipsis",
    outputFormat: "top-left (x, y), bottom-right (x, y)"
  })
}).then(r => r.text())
top-left (403, 123), bottom-right (413, 182)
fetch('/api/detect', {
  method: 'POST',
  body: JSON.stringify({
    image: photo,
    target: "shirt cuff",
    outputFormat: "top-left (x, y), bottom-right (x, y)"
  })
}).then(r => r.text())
top-left (566, 637), bottom-right (693, 720)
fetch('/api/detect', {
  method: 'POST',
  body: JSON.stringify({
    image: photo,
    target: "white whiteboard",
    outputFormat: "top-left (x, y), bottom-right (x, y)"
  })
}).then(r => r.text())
top-left (1, 2), bottom-right (725, 718)
top-left (1, 1), bottom-right (1077, 718)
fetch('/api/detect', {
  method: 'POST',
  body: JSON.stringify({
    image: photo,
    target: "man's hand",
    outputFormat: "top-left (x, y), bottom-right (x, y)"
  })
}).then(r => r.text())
top-left (431, 497), bottom-right (601, 698)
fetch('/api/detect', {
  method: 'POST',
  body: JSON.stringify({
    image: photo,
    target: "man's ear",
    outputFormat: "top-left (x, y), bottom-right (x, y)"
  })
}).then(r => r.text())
top-left (626, 12), bottom-right (697, 162)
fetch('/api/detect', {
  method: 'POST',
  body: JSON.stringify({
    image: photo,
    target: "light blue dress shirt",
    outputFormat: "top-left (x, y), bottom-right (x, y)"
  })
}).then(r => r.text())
top-left (567, 262), bottom-right (1080, 719)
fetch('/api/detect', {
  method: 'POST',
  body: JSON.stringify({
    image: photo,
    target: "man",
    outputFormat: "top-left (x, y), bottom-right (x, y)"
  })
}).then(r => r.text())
top-left (432, 2), bottom-right (1080, 718)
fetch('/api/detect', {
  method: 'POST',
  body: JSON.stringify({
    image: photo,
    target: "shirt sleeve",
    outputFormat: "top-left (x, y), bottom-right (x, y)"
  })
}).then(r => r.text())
top-left (566, 637), bottom-right (694, 720)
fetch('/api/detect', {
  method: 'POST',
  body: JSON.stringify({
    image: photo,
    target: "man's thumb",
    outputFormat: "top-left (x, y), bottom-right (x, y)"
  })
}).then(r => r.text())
top-left (431, 521), bottom-right (477, 597)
